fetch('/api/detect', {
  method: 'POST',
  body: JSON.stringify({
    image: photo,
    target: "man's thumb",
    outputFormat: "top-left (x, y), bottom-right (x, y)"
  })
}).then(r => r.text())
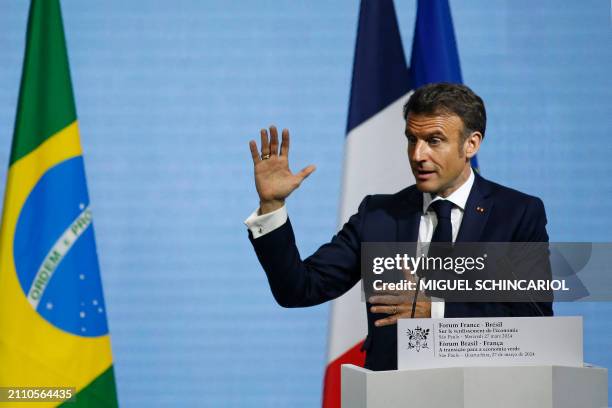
top-left (297, 165), bottom-right (316, 182)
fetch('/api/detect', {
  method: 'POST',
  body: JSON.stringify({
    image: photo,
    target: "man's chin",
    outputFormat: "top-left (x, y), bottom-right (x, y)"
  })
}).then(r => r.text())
top-left (415, 180), bottom-right (439, 193)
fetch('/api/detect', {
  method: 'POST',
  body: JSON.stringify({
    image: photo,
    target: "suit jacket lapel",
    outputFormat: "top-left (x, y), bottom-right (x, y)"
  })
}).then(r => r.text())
top-left (456, 171), bottom-right (494, 243)
top-left (393, 172), bottom-right (495, 243)
top-left (395, 187), bottom-right (422, 242)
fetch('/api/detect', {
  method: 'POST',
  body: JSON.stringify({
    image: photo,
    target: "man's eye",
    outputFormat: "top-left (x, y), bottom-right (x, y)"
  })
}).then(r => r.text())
top-left (428, 137), bottom-right (441, 146)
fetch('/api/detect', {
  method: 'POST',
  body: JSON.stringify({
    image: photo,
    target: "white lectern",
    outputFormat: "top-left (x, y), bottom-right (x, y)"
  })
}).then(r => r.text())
top-left (341, 364), bottom-right (607, 408)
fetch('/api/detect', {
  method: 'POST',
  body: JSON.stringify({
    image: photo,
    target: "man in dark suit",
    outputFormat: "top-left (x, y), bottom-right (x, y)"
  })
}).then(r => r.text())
top-left (246, 83), bottom-right (552, 371)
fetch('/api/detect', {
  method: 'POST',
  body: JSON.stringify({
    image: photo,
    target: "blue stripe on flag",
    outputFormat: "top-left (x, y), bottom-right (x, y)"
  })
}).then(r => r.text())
top-left (346, 0), bottom-right (411, 134)
top-left (409, 0), bottom-right (463, 88)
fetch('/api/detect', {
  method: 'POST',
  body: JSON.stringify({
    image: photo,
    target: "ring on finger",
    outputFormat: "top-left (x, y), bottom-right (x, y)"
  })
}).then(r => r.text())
top-left (261, 154), bottom-right (271, 160)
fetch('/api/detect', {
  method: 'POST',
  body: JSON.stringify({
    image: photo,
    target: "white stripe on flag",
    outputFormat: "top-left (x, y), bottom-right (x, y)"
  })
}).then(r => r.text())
top-left (338, 92), bottom-right (415, 225)
top-left (327, 91), bottom-right (415, 363)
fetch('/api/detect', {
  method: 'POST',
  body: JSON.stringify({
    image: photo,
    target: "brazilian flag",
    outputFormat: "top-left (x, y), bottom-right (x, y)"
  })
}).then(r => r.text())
top-left (0, 1), bottom-right (118, 406)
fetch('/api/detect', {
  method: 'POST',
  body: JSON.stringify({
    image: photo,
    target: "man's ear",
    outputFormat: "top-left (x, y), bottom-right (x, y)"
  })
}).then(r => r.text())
top-left (464, 131), bottom-right (483, 159)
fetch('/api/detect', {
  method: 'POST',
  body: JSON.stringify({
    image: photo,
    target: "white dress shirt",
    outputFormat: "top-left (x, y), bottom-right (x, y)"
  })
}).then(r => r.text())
top-left (244, 167), bottom-right (475, 319)
top-left (418, 167), bottom-right (475, 317)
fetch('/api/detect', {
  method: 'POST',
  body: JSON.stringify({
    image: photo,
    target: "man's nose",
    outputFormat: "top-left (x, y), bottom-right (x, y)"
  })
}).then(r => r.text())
top-left (409, 140), bottom-right (428, 162)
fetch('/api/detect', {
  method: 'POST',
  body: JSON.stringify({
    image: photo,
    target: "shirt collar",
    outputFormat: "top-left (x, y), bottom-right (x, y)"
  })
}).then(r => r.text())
top-left (422, 167), bottom-right (475, 213)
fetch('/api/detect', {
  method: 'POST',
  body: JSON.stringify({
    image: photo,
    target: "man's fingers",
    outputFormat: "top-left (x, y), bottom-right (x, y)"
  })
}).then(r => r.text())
top-left (280, 128), bottom-right (290, 158)
top-left (249, 140), bottom-right (261, 164)
top-left (260, 128), bottom-right (270, 157)
top-left (269, 125), bottom-right (279, 156)
top-left (374, 315), bottom-right (400, 327)
top-left (373, 307), bottom-right (419, 327)
top-left (370, 305), bottom-right (402, 315)
top-left (368, 295), bottom-right (402, 305)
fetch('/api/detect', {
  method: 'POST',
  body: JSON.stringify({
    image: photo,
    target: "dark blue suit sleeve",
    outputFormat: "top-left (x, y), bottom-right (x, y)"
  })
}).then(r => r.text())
top-left (513, 197), bottom-right (549, 243)
top-left (249, 197), bottom-right (370, 307)
top-left (510, 196), bottom-right (554, 316)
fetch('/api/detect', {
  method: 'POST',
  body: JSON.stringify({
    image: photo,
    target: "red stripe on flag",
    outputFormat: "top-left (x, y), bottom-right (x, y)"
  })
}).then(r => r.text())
top-left (322, 340), bottom-right (366, 408)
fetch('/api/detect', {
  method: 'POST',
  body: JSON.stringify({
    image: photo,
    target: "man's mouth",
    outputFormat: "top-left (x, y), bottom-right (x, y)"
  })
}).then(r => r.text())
top-left (415, 169), bottom-right (436, 181)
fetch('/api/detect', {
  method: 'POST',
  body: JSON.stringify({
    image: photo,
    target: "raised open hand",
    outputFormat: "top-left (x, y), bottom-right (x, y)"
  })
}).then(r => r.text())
top-left (249, 126), bottom-right (316, 214)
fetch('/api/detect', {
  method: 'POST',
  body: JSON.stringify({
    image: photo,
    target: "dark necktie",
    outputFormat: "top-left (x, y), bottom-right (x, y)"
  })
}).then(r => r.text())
top-left (429, 199), bottom-right (454, 244)
top-left (423, 199), bottom-right (455, 305)
top-left (410, 200), bottom-right (455, 317)
top-left (412, 200), bottom-right (454, 317)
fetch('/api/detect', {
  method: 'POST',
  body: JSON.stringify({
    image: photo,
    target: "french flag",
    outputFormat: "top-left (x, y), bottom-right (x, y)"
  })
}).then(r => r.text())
top-left (322, 0), bottom-right (467, 406)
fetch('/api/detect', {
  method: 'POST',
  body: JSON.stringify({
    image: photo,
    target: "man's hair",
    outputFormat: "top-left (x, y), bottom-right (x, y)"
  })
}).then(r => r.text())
top-left (403, 83), bottom-right (486, 140)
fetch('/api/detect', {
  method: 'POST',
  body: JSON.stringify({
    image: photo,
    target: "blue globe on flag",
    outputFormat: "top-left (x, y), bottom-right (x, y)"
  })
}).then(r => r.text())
top-left (13, 156), bottom-right (108, 337)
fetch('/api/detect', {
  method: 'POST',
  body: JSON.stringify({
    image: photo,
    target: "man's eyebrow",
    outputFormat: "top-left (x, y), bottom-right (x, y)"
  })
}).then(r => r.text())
top-left (404, 130), bottom-right (446, 138)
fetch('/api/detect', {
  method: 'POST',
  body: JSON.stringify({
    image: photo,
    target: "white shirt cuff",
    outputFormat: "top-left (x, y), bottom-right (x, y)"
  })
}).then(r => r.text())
top-left (431, 299), bottom-right (445, 318)
top-left (244, 205), bottom-right (288, 239)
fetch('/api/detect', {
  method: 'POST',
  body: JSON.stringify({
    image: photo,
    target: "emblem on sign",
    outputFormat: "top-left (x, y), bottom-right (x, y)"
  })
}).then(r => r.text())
top-left (406, 326), bottom-right (430, 352)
